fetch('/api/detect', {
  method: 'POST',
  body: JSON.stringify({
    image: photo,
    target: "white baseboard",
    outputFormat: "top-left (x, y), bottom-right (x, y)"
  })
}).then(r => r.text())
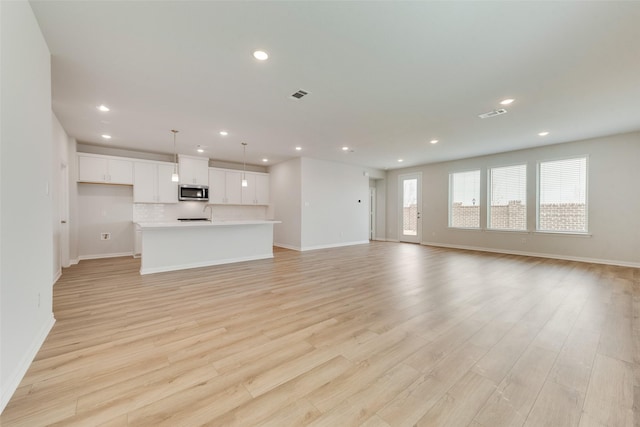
top-left (421, 241), bottom-right (640, 269)
top-left (1, 314), bottom-right (55, 412)
top-left (300, 240), bottom-right (370, 252)
top-left (140, 253), bottom-right (274, 275)
top-left (69, 258), bottom-right (79, 265)
top-left (273, 242), bottom-right (302, 251)
top-left (78, 252), bottom-right (133, 261)
top-left (53, 269), bottom-right (62, 285)
top-left (385, 239), bottom-right (400, 243)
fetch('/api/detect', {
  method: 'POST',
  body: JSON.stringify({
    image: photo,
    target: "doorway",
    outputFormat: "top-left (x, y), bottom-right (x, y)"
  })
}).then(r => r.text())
top-left (369, 187), bottom-right (376, 240)
top-left (60, 161), bottom-right (70, 268)
top-left (398, 173), bottom-right (422, 243)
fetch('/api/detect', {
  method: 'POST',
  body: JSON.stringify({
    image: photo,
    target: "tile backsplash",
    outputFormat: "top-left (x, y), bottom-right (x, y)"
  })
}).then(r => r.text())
top-left (133, 203), bottom-right (267, 222)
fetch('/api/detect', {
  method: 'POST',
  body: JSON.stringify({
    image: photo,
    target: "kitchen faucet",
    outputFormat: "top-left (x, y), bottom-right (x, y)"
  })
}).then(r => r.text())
top-left (202, 204), bottom-right (213, 221)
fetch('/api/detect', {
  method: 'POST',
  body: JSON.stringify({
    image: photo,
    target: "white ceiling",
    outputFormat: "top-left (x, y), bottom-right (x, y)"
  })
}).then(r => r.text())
top-left (30, 1), bottom-right (640, 170)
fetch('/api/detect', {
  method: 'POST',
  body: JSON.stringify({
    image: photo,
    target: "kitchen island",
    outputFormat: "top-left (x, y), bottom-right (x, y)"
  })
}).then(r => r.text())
top-left (136, 220), bottom-right (280, 275)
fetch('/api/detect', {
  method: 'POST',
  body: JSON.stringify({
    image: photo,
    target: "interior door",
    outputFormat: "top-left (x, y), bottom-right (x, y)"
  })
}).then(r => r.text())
top-left (399, 173), bottom-right (422, 243)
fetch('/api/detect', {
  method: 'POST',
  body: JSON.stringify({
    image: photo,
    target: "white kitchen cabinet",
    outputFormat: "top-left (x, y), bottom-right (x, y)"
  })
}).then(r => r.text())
top-left (206, 168), bottom-right (269, 205)
top-left (241, 172), bottom-right (270, 205)
top-left (133, 161), bottom-right (178, 203)
top-left (225, 171), bottom-right (243, 204)
top-left (208, 169), bottom-right (226, 204)
top-left (254, 173), bottom-right (270, 205)
top-left (133, 162), bottom-right (155, 203)
top-left (156, 163), bottom-right (178, 203)
top-left (178, 155), bottom-right (209, 186)
top-left (78, 154), bottom-right (133, 185)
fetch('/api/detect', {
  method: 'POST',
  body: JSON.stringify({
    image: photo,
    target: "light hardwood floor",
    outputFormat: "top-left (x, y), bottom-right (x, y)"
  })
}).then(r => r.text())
top-left (2, 242), bottom-right (638, 426)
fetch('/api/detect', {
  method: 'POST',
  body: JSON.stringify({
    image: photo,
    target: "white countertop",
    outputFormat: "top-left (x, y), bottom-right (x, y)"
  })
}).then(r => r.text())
top-left (136, 220), bottom-right (281, 229)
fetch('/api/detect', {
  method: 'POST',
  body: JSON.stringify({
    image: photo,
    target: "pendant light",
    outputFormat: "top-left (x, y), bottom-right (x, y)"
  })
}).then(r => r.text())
top-left (241, 142), bottom-right (248, 187)
top-left (171, 129), bottom-right (179, 182)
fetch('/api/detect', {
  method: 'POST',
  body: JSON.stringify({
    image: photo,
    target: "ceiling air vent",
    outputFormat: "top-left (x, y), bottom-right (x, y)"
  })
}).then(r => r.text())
top-left (290, 89), bottom-right (309, 100)
top-left (478, 109), bottom-right (508, 119)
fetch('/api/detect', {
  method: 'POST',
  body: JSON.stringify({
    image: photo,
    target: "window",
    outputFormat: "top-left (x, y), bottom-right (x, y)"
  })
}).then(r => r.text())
top-left (449, 170), bottom-right (480, 228)
top-left (488, 164), bottom-right (527, 230)
top-left (538, 157), bottom-right (587, 232)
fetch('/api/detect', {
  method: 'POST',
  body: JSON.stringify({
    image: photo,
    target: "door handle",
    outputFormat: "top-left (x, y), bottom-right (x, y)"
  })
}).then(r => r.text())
top-left (61, 220), bottom-right (67, 224)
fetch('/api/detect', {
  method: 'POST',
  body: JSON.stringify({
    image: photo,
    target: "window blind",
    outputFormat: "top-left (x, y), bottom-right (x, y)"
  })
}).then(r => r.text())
top-left (538, 157), bottom-right (587, 232)
top-left (489, 164), bottom-right (527, 230)
top-left (449, 170), bottom-right (480, 228)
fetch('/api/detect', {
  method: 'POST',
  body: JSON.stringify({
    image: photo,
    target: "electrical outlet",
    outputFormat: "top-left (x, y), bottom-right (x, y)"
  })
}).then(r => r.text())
top-left (521, 237), bottom-right (527, 244)
top-left (38, 292), bottom-right (40, 308)
top-left (101, 233), bottom-right (111, 240)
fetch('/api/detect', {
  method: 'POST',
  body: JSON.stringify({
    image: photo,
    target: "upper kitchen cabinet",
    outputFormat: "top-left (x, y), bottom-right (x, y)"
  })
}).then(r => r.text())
top-left (77, 153), bottom-right (133, 185)
top-left (241, 172), bottom-right (270, 205)
top-left (208, 168), bottom-right (242, 204)
top-left (134, 161), bottom-right (178, 203)
top-left (178, 155), bottom-right (209, 186)
top-left (254, 173), bottom-right (270, 205)
top-left (207, 168), bottom-right (268, 205)
top-left (208, 168), bottom-right (227, 204)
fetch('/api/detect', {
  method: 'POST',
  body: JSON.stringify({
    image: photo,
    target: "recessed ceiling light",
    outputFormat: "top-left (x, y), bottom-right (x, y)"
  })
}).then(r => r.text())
top-left (538, 131), bottom-right (550, 136)
top-left (342, 146), bottom-right (349, 151)
top-left (197, 148), bottom-right (204, 153)
top-left (262, 158), bottom-right (268, 162)
top-left (398, 159), bottom-right (404, 163)
top-left (97, 105), bottom-right (110, 112)
top-left (430, 139), bottom-right (438, 144)
top-left (101, 134), bottom-right (112, 139)
top-left (500, 98), bottom-right (515, 105)
top-left (219, 131), bottom-right (228, 136)
top-left (253, 50), bottom-right (269, 61)
top-left (295, 146), bottom-right (302, 151)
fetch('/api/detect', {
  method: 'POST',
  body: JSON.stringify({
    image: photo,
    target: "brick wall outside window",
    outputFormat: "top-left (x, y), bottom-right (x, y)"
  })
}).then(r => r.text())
top-left (539, 203), bottom-right (587, 232)
top-left (450, 203), bottom-right (479, 228)
top-left (446, 202), bottom-right (586, 231)
top-left (403, 205), bottom-right (418, 234)
top-left (490, 200), bottom-right (526, 230)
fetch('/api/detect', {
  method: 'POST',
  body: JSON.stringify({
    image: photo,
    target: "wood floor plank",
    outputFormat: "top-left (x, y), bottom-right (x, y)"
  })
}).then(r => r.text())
top-left (1, 243), bottom-right (637, 426)
top-left (207, 356), bottom-right (353, 426)
top-left (307, 363), bottom-right (420, 427)
top-left (580, 353), bottom-right (634, 427)
top-left (377, 342), bottom-right (489, 427)
top-left (414, 371), bottom-right (496, 427)
top-left (524, 380), bottom-right (583, 427)
top-left (258, 398), bottom-right (322, 427)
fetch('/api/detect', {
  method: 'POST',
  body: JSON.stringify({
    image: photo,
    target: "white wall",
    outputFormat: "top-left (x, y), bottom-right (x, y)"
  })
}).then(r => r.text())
top-left (386, 131), bottom-right (640, 267)
top-left (270, 157), bottom-right (382, 251)
top-left (0, 0), bottom-right (56, 411)
top-left (269, 158), bottom-right (302, 250)
top-left (77, 184), bottom-right (134, 259)
top-left (300, 158), bottom-right (370, 250)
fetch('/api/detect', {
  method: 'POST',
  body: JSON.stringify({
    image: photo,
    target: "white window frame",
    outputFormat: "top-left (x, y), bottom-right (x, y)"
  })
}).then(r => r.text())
top-left (536, 155), bottom-right (589, 234)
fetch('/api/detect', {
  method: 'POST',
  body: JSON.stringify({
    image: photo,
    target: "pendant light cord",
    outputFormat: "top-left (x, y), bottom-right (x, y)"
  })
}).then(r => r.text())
top-left (242, 142), bottom-right (247, 179)
top-left (172, 129), bottom-right (179, 170)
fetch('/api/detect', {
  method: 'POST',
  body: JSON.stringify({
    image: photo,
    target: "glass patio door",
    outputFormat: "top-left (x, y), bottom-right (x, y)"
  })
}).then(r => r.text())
top-left (399, 173), bottom-right (422, 243)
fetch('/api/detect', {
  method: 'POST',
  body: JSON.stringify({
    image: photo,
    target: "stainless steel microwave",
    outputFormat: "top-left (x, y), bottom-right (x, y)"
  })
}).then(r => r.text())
top-left (179, 185), bottom-right (209, 202)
